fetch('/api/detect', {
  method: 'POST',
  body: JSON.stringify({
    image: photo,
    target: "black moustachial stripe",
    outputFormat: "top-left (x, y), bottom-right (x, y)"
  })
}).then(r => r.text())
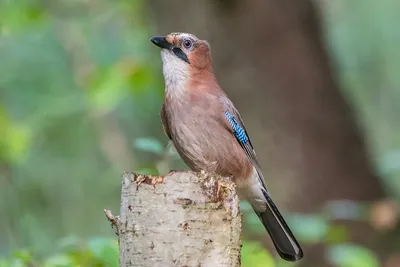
top-left (173, 47), bottom-right (190, 64)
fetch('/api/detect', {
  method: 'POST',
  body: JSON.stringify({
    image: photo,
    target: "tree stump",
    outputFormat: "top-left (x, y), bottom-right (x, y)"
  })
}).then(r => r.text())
top-left (104, 171), bottom-right (242, 267)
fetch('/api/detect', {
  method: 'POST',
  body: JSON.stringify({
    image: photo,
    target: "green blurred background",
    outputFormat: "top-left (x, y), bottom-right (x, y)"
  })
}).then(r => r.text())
top-left (0, 0), bottom-right (399, 266)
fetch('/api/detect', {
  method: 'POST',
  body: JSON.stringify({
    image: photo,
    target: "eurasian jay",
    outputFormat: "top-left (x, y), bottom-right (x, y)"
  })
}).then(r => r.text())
top-left (150, 32), bottom-right (303, 262)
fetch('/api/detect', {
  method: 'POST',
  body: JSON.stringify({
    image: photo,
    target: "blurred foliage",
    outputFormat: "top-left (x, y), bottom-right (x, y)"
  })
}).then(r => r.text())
top-left (0, 237), bottom-right (118, 267)
top-left (323, 0), bottom-right (400, 197)
top-left (327, 244), bottom-right (379, 267)
top-left (0, 0), bottom-right (166, 257)
top-left (241, 241), bottom-right (276, 267)
top-left (0, 0), bottom-right (399, 266)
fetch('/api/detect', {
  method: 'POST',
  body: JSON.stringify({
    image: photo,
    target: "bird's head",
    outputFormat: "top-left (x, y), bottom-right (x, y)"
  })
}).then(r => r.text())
top-left (150, 32), bottom-right (212, 89)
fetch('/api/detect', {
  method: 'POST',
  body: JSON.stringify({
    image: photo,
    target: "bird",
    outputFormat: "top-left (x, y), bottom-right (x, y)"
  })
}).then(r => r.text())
top-left (150, 32), bottom-right (304, 262)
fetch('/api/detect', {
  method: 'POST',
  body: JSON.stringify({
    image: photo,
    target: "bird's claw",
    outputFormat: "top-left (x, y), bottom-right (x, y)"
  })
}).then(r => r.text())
top-left (135, 175), bottom-right (147, 190)
top-left (151, 176), bottom-right (164, 190)
top-left (216, 180), bottom-right (234, 201)
top-left (135, 174), bottom-right (164, 191)
top-left (217, 181), bottom-right (223, 197)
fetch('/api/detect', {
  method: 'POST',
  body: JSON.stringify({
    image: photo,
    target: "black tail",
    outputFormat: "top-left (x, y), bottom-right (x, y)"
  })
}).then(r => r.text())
top-left (255, 190), bottom-right (304, 261)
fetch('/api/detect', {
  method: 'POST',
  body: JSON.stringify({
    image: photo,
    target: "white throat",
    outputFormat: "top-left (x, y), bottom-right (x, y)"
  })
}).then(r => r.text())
top-left (161, 49), bottom-right (189, 96)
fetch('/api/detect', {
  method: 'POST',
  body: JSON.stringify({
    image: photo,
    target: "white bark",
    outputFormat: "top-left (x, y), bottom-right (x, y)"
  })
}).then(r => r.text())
top-left (104, 171), bottom-right (242, 267)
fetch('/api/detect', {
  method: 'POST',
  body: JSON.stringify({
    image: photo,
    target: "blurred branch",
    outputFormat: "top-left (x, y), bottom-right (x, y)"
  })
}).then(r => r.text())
top-left (106, 171), bottom-right (242, 267)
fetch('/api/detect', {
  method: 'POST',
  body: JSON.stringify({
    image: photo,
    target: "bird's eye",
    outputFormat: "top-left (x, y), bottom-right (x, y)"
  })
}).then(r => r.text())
top-left (183, 39), bottom-right (193, 49)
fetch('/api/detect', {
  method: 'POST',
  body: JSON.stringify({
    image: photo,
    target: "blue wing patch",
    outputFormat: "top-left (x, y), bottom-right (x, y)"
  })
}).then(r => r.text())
top-left (224, 111), bottom-right (249, 144)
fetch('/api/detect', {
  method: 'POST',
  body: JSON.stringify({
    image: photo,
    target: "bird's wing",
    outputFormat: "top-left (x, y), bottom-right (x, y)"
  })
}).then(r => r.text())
top-left (160, 103), bottom-right (172, 140)
top-left (222, 97), bottom-right (303, 261)
top-left (222, 99), bottom-right (268, 189)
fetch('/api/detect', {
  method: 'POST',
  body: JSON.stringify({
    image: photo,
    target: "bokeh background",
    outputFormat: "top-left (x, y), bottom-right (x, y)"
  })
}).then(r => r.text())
top-left (1, 0), bottom-right (399, 266)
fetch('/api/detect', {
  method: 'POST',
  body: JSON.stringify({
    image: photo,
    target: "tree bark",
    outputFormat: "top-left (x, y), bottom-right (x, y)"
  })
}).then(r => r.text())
top-left (105, 171), bottom-right (242, 267)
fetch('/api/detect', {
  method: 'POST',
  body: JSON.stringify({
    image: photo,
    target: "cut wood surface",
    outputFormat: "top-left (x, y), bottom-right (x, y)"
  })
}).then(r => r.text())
top-left (105, 171), bottom-right (242, 267)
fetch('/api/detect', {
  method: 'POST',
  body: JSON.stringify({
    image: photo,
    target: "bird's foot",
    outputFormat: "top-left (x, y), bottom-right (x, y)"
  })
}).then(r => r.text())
top-left (135, 170), bottom-right (185, 191)
top-left (217, 179), bottom-right (235, 200)
top-left (135, 174), bottom-right (164, 191)
top-left (135, 174), bottom-right (147, 190)
top-left (150, 176), bottom-right (164, 190)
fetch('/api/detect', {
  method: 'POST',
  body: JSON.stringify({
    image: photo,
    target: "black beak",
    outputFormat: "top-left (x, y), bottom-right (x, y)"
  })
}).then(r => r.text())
top-left (150, 36), bottom-right (172, 49)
